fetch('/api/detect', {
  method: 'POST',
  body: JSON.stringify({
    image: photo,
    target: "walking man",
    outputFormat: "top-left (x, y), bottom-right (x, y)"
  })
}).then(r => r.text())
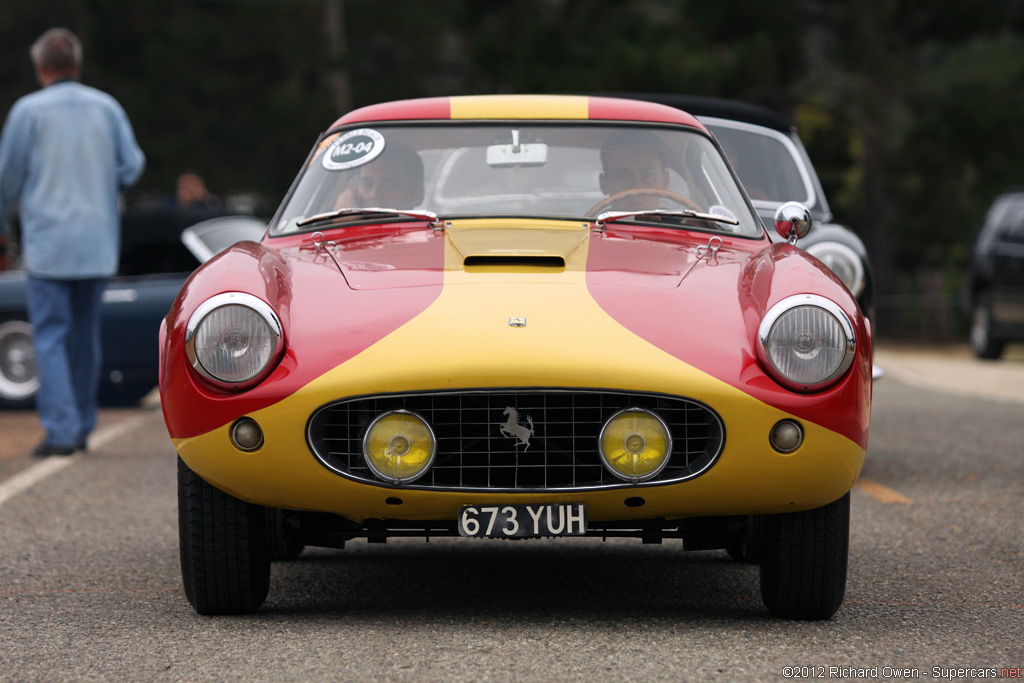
top-left (0, 28), bottom-right (145, 456)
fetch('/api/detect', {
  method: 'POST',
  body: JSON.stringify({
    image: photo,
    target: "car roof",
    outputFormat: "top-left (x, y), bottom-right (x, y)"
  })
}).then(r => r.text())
top-left (330, 95), bottom-right (708, 132)
top-left (598, 93), bottom-right (795, 134)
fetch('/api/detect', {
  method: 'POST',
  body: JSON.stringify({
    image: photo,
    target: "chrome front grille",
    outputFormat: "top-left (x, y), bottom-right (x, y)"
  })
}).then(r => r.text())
top-left (307, 390), bottom-right (724, 491)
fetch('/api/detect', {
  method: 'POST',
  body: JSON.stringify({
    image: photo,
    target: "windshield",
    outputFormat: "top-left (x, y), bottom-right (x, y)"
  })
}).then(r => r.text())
top-left (702, 119), bottom-right (815, 208)
top-left (271, 123), bottom-right (762, 237)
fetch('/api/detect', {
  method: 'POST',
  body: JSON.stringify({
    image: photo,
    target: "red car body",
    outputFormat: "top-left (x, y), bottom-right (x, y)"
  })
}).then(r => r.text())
top-left (160, 95), bottom-right (871, 619)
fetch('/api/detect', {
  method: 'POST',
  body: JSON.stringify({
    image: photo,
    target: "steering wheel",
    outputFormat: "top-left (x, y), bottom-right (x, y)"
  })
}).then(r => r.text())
top-left (586, 188), bottom-right (703, 217)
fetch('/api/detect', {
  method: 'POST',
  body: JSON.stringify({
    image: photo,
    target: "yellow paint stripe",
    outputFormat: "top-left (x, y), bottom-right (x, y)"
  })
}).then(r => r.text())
top-left (855, 477), bottom-right (914, 504)
top-left (450, 95), bottom-right (589, 120)
top-left (178, 219), bottom-right (866, 521)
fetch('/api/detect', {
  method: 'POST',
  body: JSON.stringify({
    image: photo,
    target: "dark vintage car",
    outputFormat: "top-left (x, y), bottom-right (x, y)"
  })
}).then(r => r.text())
top-left (614, 94), bottom-right (875, 322)
top-left (161, 95), bottom-right (872, 619)
top-left (0, 211), bottom-right (265, 408)
top-left (965, 192), bottom-right (1024, 358)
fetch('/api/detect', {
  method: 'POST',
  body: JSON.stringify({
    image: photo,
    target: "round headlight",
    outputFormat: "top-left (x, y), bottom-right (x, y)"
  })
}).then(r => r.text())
top-left (363, 411), bottom-right (436, 484)
top-left (805, 241), bottom-right (866, 298)
top-left (186, 292), bottom-right (282, 388)
top-left (598, 408), bottom-right (673, 483)
top-left (758, 294), bottom-right (856, 392)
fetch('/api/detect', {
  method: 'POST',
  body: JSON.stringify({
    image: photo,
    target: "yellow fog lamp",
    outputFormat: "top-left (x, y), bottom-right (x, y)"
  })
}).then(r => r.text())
top-left (598, 408), bottom-right (673, 483)
top-left (362, 410), bottom-right (436, 484)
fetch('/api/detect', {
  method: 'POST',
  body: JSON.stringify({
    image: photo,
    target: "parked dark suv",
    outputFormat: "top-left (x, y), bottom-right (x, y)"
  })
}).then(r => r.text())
top-left (965, 192), bottom-right (1024, 359)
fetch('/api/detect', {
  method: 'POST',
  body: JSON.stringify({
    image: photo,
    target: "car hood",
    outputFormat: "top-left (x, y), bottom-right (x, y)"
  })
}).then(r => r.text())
top-left (311, 218), bottom-right (757, 290)
top-left (165, 217), bottom-right (868, 449)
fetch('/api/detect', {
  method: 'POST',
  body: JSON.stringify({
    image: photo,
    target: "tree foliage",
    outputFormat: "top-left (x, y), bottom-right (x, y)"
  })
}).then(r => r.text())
top-left (3, 0), bottom-right (1024, 318)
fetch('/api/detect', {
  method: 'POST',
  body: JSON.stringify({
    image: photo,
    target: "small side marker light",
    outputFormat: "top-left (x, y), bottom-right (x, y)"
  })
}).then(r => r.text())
top-left (769, 420), bottom-right (804, 454)
top-left (230, 417), bottom-right (264, 452)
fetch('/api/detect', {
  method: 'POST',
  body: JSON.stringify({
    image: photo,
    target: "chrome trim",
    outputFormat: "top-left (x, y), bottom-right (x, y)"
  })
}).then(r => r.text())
top-left (179, 228), bottom-right (215, 263)
top-left (805, 240), bottom-right (866, 297)
top-left (774, 202), bottom-right (813, 244)
top-left (184, 292), bottom-right (282, 389)
top-left (230, 417), bottom-right (265, 452)
top-left (693, 235), bottom-right (723, 260)
top-left (597, 408), bottom-right (674, 483)
top-left (310, 231), bottom-right (336, 253)
top-left (757, 294), bottom-right (856, 393)
top-left (0, 320), bottom-right (39, 401)
top-left (361, 410), bottom-right (437, 485)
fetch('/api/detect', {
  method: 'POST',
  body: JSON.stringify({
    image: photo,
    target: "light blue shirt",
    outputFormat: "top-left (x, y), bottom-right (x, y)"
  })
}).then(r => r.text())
top-left (0, 80), bottom-right (145, 279)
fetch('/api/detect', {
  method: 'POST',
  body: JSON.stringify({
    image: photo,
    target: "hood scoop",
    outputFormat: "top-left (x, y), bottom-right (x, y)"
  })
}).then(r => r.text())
top-left (464, 255), bottom-right (566, 268)
top-left (446, 222), bottom-right (589, 273)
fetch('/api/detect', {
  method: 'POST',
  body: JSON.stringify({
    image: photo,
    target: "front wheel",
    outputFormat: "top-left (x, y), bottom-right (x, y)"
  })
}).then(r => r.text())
top-left (0, 320), bottom-right (39, 408)
top-left (969, 292), bottom-right (1005, 360)
top-left (758, 493), bottom-right (849, 620)
top-left (178, 457), bottom-right (271, 615)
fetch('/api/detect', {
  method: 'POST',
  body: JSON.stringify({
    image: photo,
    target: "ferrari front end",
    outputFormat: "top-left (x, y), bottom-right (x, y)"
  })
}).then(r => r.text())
top-left (160, 95), bottom-right (871, 620)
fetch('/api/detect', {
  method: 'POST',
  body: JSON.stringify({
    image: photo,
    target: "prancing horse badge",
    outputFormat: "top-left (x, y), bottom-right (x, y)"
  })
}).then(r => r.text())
top-left (499, 407), bottom-right (535, 449)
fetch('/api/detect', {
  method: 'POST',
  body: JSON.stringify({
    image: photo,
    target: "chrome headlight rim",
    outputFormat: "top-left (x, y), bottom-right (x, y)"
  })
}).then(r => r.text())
top-left (362, 409), bottom-right (438, 485)
top-left (804, 241), bottom-right (866, 298)
top-left (597, 407), bottom-right (674, 484)
top-left (758, 294), bottom-right (856, 393)
top-left (185, 292), bottom-right (283, 389)
top-left (0, 320), bottom-right (40, 401)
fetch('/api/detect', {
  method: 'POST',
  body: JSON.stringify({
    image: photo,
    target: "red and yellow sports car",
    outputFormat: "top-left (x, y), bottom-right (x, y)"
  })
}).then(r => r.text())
top-left (160, 95), bottom-right (871, 619)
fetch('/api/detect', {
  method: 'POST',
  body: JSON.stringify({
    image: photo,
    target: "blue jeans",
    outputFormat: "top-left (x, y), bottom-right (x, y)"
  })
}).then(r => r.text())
top-left (26, 275), bottom-right (108, 448)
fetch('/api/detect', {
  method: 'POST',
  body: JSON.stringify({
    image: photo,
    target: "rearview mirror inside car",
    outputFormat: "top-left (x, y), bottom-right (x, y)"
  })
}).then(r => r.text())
top-left (487, 129), bottom-right (548, 167)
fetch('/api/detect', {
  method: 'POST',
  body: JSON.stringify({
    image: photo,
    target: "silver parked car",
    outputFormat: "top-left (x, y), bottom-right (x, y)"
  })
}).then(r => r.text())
top-left (614, 94), bottom-right (875, 321)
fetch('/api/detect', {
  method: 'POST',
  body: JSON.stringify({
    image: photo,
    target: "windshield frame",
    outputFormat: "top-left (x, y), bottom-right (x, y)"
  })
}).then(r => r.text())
top-left (268, 120), bottom-right (766, 240)
top-left (701, 116), bottom-right (829, 220)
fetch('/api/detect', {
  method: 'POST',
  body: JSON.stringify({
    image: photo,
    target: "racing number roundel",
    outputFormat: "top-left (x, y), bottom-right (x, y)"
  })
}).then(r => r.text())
top-left (322, 128), bottom-right (386, 170)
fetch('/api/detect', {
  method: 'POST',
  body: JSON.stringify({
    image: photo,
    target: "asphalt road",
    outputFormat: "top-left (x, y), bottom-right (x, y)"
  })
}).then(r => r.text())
top-left (0, 345), bottom-right (1021, 681)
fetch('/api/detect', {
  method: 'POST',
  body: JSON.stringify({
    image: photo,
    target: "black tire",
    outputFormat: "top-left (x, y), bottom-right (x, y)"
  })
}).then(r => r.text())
top-left (969, 292), bottom-right (1005, 360)
top-left (178, 457), bottom-right (271, 615)
top-left (759, 493), bottom-right (849, 620)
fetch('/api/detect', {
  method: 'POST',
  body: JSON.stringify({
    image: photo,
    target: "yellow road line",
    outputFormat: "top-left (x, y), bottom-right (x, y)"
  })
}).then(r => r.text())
top-left (855, 477), bottom-right (914, 504)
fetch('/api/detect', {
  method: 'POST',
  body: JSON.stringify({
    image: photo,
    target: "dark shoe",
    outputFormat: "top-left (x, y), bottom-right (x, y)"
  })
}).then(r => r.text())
top-left (32, 441), bottom-right (76, 457)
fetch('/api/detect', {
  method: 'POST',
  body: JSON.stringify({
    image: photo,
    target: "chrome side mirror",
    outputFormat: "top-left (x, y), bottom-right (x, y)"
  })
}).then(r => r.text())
top-left (774, 202), bottom-right (813, 244)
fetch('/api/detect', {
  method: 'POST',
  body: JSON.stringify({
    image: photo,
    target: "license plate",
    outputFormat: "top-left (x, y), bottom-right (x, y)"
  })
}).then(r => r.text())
top-left (458, 504), bottom-right (587, 538)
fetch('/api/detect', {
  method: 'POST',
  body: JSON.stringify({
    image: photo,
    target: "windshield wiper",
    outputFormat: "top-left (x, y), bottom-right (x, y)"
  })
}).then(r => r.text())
top-left (594, 209), bottom-right (739, 229)
top-left (296, 207), bottom-right (441, 228)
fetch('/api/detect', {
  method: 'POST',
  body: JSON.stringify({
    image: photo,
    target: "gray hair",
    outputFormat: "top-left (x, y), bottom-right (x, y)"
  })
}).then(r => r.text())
top-left (30, 28), bottom-right (83, 75)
